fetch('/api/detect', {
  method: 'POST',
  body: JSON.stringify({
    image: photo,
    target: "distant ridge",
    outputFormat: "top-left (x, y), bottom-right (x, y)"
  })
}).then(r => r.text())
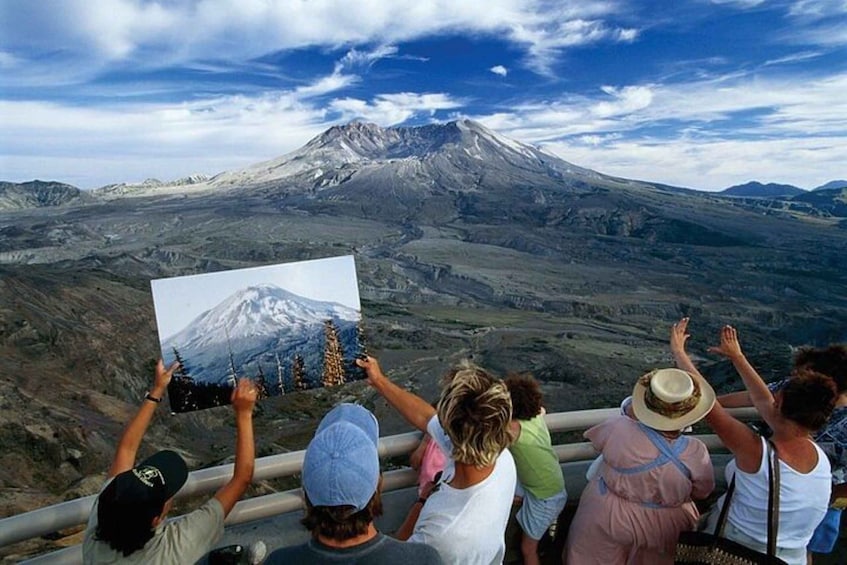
top-left (814, 180), bottom-right (847, 191)
top-left (0, 180), bottom-right (86, 210)
top-left (720, 181), bottom-right (805, 198)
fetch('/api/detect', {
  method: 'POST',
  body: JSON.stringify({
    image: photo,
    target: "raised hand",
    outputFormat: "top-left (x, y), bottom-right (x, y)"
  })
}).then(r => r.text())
top-left (355, 354), bottom-right (387, 387)
top-left (153, 359), bottom-right (179, 395)
top-left (231, 378), bottom-right (258, 413)
top-left (670, 317), bottom-right (691, 354)
top-left (708, 325), bottom-right (744, 361)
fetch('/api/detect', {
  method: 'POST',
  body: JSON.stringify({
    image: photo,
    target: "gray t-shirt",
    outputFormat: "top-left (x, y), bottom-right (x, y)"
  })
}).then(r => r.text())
top-left (83, 484), bottom-right (225, 564)
top-left (265, 533), bottom-right (443, 564)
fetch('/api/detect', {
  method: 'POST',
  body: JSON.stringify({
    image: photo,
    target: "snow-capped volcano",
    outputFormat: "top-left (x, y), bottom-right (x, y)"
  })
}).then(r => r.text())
top-left (91, 120), bottom-right (605, 200)
top-left (161, 284), bottom-right (360, 384)
top-left (207, 119), bottom-right (596, 189)
top-left (166, 283), bottom-right (358, 346)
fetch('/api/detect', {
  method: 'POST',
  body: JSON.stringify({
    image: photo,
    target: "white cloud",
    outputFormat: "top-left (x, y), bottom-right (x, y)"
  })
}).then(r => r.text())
top-left (788, 0), bottom-right (847, 20)
top-left (708, 0), bottom-right (766, 7)
top-left (329, 92), bottom-right (464, 124)
top-left (490, 65), bottom-right (508, 76)
top-left (0, 0), bottom-right (637, 84)
top-left (337, 45), bottom-right (400, 72)
top-left (475, 70), bottom-right (847, 190)
top-left (0, 84), bottom-right (464, 188)
top-left (592, 86), bottom-right (654, 118)
top-left (539, 135), bottom-right (845, 191)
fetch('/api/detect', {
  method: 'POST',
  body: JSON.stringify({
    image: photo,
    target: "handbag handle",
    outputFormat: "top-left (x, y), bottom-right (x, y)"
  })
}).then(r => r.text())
top-left (713, 474), bottom-right (735, 538)
top-left (715, 440), bottom-right (780, 558)
top-left (766, 440), bottom-right (781, 557)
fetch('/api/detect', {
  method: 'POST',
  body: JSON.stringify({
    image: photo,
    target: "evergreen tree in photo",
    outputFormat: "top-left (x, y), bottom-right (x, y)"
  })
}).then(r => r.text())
top-left (322, 319), bottom-right (346, 387)
top-left (169, 346), bottom-right (196, 412)
top-left (255, 363), bottom-right (269, 399)
top-left (171, 347), bottom-right (192, 379)
top-left (293, 354), bottom-right (307, 391)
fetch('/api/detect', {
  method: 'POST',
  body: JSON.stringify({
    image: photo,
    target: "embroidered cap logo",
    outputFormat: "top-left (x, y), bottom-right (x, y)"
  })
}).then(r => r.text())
top-left (132, 465), bottom-right (166, 489)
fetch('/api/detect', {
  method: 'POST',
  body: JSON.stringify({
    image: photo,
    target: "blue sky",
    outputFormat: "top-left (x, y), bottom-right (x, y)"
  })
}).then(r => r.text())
top-left (1, 0), bottom-right (845, 191)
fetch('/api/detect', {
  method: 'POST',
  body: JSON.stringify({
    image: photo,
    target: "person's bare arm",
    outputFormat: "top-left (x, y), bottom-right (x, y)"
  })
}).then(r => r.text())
top-left (717, 390), bottom-right (753, 408)
top-left (409, 435), bottom-right (430, 470)
top-left (214, 379), bottom-right (257, 516)
top-left (832, 483), bottom-right (847, 504)
top-left (394, 479), bottom-right (438, 540)
top-left (708, 325), bottom-right (778, 428)
top-left (670, 319), bottom-right (763, 472)
top-left (705, 401), bottom-right (764, 472)
top-left (108, 360), bottom-right (177, 478)
top-left (394, 501), bottom-right (424, 540)
top-left (669, 318), bottom-right (698, 375)
top-left (356, 356), bottom-right (436, 432)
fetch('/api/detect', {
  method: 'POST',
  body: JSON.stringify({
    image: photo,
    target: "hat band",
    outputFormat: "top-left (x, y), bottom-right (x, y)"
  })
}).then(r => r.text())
top-left (639, 373), bottom-right (701, 419)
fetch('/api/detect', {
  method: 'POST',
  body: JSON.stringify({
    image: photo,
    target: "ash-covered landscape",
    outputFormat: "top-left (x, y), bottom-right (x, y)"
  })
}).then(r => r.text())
top-left (2, 120), bottom-right (847, 559)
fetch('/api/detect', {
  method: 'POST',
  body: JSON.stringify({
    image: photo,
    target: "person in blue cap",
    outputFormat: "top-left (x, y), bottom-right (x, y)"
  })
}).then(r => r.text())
top-left (265, 403), bottom-right (443, 564)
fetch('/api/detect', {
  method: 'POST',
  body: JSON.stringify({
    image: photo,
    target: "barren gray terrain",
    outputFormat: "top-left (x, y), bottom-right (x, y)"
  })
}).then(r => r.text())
top-left (2, 121), bottom-right (846, 560)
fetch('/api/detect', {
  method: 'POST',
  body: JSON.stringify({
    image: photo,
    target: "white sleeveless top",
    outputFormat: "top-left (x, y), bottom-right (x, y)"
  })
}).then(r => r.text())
top-left (724, 436), bottom-right (831, 549)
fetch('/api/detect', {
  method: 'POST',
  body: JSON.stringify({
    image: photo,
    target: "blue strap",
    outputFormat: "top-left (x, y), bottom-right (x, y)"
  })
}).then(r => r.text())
top-left (606, 431), bottom-right (690, 477)
top-left (598, 423), bottom-right (693, 509)
top-left (637, 423), bottom-right (692, 479)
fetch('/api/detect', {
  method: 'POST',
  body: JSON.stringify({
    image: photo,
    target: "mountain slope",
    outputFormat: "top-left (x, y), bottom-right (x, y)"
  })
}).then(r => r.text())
top-left (720, 181), bottom-right (805, 198)
top-left (161, 284), bottom-right (360, 385)
top-left (0, 180), bottom-right (86, 210)
top-left (790, 187), bottom-right (847, 218)
top-left (814, 180), bottom-right (847, 191)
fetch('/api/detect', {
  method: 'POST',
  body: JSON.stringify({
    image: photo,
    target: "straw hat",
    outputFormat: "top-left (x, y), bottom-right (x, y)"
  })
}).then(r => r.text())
top-left (632, 368), bottom-right (715, 431)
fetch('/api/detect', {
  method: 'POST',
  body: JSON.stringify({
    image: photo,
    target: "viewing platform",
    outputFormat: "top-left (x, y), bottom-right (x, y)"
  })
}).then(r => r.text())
top-left (2, 406), bottom-right (844, 564)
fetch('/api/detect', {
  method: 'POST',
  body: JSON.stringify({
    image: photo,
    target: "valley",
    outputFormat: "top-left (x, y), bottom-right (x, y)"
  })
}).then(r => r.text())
top-left (1, 121), bottom-right (846, 560)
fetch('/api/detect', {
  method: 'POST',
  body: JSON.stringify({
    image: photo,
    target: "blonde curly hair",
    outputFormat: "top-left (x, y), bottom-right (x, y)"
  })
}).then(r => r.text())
top-left (437, 361), bottom-right (512, 467)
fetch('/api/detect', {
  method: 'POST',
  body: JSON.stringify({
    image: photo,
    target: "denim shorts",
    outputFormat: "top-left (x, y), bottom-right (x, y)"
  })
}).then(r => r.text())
top-left (515, 485), bottom-right (568, 540)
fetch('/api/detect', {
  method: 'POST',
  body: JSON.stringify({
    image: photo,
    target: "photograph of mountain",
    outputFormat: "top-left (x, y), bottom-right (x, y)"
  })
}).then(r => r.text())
top-left (150, 255), bottom-right (366, 413)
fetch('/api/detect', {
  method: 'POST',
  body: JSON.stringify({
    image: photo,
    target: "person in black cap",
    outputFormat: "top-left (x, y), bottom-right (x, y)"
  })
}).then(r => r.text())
top-left (83, 360), bottom-right (258, 564)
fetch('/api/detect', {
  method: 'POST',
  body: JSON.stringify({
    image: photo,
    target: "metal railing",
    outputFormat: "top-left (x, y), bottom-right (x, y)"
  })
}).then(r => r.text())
top-left (2, 406), bottom-right (757, 564)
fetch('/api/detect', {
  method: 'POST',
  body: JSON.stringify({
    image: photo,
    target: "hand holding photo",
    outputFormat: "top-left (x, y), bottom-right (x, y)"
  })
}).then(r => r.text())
top-left (150, 255), bottom-right (366, 413)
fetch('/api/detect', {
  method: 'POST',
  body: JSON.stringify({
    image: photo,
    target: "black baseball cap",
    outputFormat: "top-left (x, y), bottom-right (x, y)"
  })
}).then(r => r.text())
top-left (98, 450), bottom-right (189, 521)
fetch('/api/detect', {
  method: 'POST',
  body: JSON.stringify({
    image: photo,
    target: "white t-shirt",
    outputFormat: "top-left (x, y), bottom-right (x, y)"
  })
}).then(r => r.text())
top-left (724, 436), bottom-right (831, 549)
top-left (408, 415), bottom-right (517, 565)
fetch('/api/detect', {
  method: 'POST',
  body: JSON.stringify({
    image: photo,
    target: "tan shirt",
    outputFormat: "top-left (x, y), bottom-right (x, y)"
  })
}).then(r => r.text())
top-left (82, 485), bottom-right (224, 565)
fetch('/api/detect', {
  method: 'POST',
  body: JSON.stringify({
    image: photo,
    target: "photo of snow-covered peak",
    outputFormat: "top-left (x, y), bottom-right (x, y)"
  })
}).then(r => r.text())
top-left (150, 255), bottom-right (365, 413)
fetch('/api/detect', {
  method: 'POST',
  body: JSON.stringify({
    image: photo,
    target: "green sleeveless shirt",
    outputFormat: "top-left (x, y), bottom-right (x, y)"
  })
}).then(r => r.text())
top-left (509, 413), bottom-right (565, 499)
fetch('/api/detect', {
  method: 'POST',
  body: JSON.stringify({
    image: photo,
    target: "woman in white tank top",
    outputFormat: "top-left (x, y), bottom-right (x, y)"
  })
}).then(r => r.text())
top-left (670, 318), bottom-right (836, 565)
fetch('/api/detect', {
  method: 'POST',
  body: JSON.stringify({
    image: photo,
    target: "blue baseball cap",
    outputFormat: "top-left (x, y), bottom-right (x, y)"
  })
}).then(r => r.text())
top-left (302, 403), bottom-right (380, 511)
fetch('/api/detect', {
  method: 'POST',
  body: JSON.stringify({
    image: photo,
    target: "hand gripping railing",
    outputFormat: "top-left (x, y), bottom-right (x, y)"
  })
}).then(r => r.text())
top-left (2, 407), bottom-right (757, 564)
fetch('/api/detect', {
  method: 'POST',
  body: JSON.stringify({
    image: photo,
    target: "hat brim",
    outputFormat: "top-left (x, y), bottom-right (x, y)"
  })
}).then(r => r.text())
top-left (631, 370), bottom-right (716, 431)
top-left (139, 450), bottom-right (188, 499)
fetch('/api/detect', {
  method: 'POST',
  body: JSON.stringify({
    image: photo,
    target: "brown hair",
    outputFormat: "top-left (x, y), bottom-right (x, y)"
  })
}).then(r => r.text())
top-left (793, 344), bottom-right (847, 393)
top-left (779, 369), bottom-right (837, 431)
top-left (437, 361), bottom-right (512, 467)
top-left (301, 485), bottom-right (383, 541)
top-left (504, 373), bottom-right (543, 421)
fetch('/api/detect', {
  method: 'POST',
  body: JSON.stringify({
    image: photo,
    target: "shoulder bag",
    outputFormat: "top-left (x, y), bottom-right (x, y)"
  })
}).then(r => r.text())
top-left (674, 440), bottom-right (787, 564)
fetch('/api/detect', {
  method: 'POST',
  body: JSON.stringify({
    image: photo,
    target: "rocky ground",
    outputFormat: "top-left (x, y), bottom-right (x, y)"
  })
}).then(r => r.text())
top-left (1, 181), bottom-right (846, 560)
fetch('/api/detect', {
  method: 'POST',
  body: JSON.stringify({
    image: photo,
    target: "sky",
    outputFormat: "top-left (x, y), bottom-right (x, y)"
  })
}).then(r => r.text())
top-left (150, 255), bottom-right (360, 340)
top-left (1, 0), bottom-right (845, 192)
